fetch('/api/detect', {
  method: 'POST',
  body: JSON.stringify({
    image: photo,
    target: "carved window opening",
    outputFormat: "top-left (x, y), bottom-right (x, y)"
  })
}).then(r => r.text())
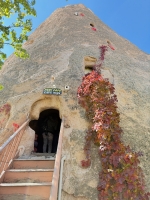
top-left (90, 23), bottom-right (94, 27)
top-left (84, 56), bottom-right (97, 74)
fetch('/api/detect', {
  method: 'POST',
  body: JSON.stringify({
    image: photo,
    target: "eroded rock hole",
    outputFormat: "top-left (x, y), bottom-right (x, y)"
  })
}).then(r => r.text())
top-left (84, 56), bottom-right (97, 74)
top-left (90, 23), bottom-right (94, 27)
top-left (29, 109), bottom-right (61, 153)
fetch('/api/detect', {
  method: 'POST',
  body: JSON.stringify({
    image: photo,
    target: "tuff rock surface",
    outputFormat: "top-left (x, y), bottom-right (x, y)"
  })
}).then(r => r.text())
top-left (0, 4), bottom-right (149, 199)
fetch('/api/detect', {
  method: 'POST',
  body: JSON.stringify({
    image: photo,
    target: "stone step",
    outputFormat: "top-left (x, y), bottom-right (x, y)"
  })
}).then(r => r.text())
top-left (0, 194), bottom-right (47, 200)
top-left (30, 153), bottom-right (56, 157)
top-left (18, 153), bottom-right (56, 160)
top-left (0, 183), bottom-right (51, 199)
top-left (12, 159), bottom-right (55, 169)
top-left (3, 169), bottom-right (54, 183)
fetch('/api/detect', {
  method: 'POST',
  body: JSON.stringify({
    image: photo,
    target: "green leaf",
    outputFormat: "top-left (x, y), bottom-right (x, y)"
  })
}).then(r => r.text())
top-left (0, 0), bottom-right (36, 68)
top-left (0, 84), bottom-right (4, 90)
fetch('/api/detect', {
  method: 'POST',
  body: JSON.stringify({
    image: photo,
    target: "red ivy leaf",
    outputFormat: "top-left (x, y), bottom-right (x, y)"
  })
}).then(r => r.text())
top-left (81, 159), bottom-right (91, 168)
top-left (13, 123), bottom-right (20, 131)
top-left (91, 27), bottom-right (97, 31)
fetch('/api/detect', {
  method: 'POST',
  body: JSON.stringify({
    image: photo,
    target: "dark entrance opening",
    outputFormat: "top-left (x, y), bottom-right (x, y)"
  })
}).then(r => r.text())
top-left (29, 109), bottom-right (61, 153)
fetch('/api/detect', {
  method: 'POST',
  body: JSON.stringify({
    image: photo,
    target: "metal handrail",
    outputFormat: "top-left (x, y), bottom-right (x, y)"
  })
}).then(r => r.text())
top-left (0, 119), bottom-right (29, 181)
top-left (50, 118), bottom-right (64, 200)
top-left (0, 120), bottom-right (29, 152)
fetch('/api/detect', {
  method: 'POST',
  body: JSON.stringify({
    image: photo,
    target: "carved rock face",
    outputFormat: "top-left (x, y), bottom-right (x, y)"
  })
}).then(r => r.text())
top-left (0, 104), bottom-right (11, 136)
top-left (0, 4), bottom-right (149, 199)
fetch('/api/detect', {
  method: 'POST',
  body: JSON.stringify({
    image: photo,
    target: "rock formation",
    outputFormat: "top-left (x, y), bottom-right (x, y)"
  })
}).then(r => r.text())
top-left (0, 4), bottom-right (149, 199)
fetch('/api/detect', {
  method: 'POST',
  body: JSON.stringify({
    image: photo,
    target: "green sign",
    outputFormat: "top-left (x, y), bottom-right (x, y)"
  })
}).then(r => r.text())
top-left (43, 88), bottom-right (62, 95)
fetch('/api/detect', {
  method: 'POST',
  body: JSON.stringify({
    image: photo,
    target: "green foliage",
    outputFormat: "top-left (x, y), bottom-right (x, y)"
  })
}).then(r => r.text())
top-left (0, 0), bottom-right (36, 64)
top-left (77, 46), bottom-right (149, 199)
top-left (0, 84), bottom-right (4, 90)
top-left (0, 0), bottom-right (36, 90)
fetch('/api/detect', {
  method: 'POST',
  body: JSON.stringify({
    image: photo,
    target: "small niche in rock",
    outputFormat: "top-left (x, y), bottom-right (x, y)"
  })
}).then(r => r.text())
top-left (84, 56), bottom-right (97, 74)
top-left (90, 23), bottom-right (94, 27)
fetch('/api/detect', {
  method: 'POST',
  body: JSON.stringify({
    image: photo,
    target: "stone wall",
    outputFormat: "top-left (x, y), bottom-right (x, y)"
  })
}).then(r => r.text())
top-left (0, 4), bottom-right (149, 199)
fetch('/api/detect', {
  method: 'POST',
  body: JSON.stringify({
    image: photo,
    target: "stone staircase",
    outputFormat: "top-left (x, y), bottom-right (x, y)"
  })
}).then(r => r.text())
top-left (0, 153), bottom-right (55, 200)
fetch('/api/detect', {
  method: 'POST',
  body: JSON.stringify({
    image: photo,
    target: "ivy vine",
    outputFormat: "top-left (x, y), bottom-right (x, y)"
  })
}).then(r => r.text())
top-left (77, 46), bottom-right (149, 200)
top-left (0, 103), bottom-right (11, 114)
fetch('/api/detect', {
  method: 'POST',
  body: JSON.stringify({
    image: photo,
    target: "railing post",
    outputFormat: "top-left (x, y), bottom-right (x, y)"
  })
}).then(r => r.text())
top-left (49, 118), bottom-right (64, 200)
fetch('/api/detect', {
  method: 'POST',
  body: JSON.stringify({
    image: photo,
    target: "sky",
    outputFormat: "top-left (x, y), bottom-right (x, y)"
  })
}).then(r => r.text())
top-left (3, 0), bottom-right (150, 57)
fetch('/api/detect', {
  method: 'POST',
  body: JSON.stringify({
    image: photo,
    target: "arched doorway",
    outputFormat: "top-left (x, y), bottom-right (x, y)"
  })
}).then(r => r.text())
top-left (29, 109), bottom-right (61, 153)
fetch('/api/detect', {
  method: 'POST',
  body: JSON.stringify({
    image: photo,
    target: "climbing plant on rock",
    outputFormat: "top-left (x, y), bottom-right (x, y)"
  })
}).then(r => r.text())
top-left (77, 46), bottom-right (149, 200)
